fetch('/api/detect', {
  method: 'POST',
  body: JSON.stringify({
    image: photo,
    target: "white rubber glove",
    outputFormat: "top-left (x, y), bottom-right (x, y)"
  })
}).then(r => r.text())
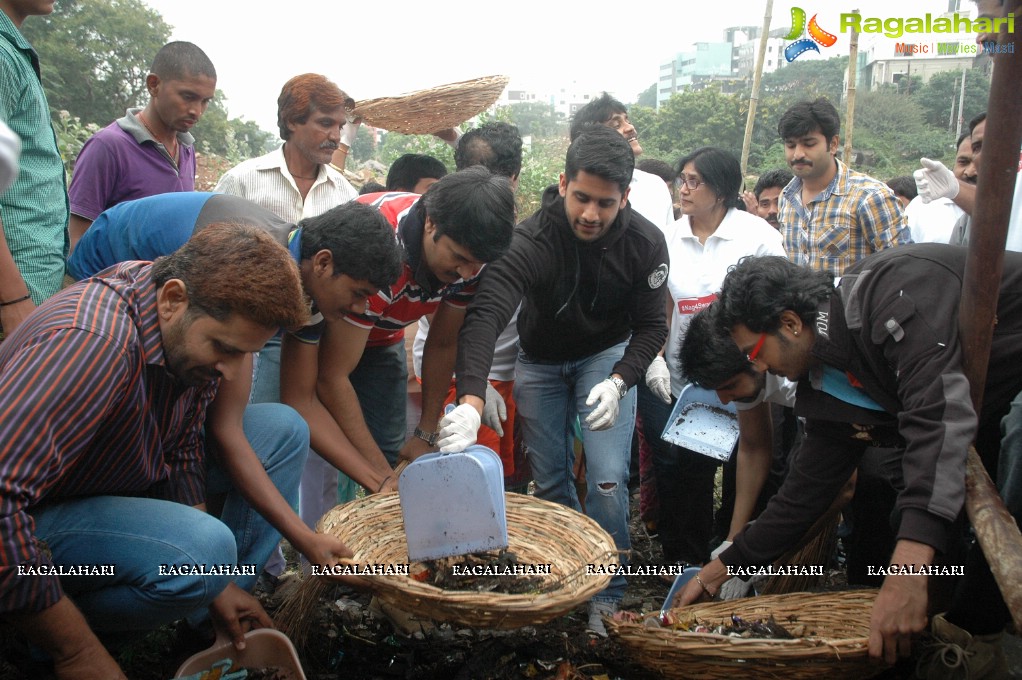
top-left (719, 574), bottom-right (762, 600)
top-left (585, 379), bottom-right (621, 431)
top-left (709, 540), bottom-right (748, 599)
top-left (437, 403), bottom-right (481, 453)
top-left (340, 116), bottom-right (361, 149)
top-left (914, 158), bottom-right (959, 203)
top-left (645, 356), bottom-right (672, 404)
top-left (0, 120), bottom-right (21, 193)
top-left (481, 383), bottom-right (507, 437)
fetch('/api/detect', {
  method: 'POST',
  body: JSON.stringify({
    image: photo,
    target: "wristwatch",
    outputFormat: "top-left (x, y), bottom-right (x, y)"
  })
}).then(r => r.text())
top-left (609, 376), bottom-right (628, 399)
top-left (414, 427), bottom-right (439, 447)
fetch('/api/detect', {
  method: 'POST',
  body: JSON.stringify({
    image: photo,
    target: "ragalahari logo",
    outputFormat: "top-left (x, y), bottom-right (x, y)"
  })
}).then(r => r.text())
top-left (784, 7), bottom-right (838, 62)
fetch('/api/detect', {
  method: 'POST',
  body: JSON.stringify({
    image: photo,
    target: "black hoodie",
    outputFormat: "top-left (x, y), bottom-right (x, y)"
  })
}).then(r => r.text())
top-left (455, 185), bottom-right (669, 400)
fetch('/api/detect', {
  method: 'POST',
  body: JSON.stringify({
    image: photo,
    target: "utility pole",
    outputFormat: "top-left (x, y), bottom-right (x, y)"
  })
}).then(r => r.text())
top-left (741, 0), bottom-right (774, 177)
top-left (843, 10), bottom-right (860, 166)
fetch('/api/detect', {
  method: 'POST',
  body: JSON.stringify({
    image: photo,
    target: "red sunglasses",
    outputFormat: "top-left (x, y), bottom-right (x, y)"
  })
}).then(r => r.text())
top-left (746, 332), bottom-right (767, 363)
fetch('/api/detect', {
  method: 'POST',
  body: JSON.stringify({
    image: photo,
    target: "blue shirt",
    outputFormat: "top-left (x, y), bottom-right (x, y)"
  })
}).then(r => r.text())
top-left (68, 192), bottom-right (293, 280)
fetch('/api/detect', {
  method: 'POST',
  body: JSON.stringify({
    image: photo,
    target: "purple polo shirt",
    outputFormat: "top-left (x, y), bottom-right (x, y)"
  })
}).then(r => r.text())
top-left (68, 109), bottom-right (196, 221)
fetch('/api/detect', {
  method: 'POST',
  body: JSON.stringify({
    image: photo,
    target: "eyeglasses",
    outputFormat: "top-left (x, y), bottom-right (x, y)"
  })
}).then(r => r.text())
top-left (676, 176), bottom-right (705, 191)
top-left (746, 332), bottom-right (767, 363)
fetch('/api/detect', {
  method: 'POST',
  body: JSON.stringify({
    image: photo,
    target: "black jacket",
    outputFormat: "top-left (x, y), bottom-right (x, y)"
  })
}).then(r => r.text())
top-left (724, 243), bottom-right (1022, 569)
top-left (455, 185), bottom-right (669, 399)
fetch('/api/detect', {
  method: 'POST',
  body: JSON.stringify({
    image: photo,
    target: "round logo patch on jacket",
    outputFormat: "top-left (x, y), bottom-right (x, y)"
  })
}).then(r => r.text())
top-left (648, 263), bottom-right (668, 289)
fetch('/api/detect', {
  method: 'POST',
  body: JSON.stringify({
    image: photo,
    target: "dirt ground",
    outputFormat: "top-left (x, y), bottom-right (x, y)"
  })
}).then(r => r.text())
top-left (0, 489), bottom-right (674, 680)
top-left (4, 485), bottom-right (1018, 679)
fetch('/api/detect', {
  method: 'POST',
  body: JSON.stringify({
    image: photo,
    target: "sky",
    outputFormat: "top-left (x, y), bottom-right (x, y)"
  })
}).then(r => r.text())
top-left (141, 0), bottom-right (968, 134)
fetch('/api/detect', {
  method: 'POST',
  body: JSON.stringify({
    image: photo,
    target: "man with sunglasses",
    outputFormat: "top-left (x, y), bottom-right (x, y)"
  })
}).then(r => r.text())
top-left (677, 245), bottom-right (1022, 677)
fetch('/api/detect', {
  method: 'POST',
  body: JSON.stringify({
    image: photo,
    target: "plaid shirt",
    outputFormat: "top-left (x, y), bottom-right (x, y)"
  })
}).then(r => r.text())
top-left (0, 10), bottom-right (68, 304)
top-left (780, 158), bottom-right (911, 275)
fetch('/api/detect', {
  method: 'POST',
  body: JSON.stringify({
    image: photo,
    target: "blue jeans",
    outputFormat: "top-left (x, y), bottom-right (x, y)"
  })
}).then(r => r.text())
top-left (29, 403), bottom-right (308, 632)
top-left (350, 341), bottom-right (408, 467)
top-left (250, 333), bottom-right (283, 406)
top-left (513, 341), bottom-right (635, 603)
top-left (253, 334), bottom-right (357, 576)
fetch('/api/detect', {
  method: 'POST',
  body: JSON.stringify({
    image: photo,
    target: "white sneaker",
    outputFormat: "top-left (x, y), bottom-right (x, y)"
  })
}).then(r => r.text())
top-left (586, 600), bottom-right (618, 638)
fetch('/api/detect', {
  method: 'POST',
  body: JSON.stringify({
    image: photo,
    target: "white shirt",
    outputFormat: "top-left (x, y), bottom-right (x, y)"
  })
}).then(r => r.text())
top-left (904, 195), bottom-right (964, 245)
top-left (665, 208), bottom-right (786, 396)
top-left (214, 145), bottom-right (358, 223)
top-left (413, 306), bottom-right (520, 382)
top-left (1006, 160), bottom-right (1022, 253)
top-left (735, 373), bottom-right (798, 411)
top-left (629, 168), bottom-right (675, 234)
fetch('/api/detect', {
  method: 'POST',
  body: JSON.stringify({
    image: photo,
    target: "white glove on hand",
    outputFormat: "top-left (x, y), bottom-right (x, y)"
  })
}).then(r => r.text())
top-left (710, 540), bottom-right (768, 600)
top-left (585, 379), bottom-right (622, 431)
top-left (914, 158), bottom-right (959, 203)
top-left (645, 356), bottom-right (672, 404)
top-left (340, 117), bottom-right (361, 149)
top-left (719, 574), bottom-right (759, 600)
top-left (437, 403), bottom-right (481, 453)
top-left (481, 383), bottom-right (507, 437)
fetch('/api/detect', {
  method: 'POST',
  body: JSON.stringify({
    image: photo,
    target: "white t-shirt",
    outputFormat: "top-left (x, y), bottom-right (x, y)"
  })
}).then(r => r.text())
top-left (413, 306), bottom-right (520, 382)
top-left (735, 373), bottom-right (798, 411)
top-left (629, 168), bottom-right (675, 234)
top-left (665, 208), bottom-right (787, 396)
top-left (1005, 155), bottom-right (1022, 252)
top-left (905, 195), bottom-right (964, 245)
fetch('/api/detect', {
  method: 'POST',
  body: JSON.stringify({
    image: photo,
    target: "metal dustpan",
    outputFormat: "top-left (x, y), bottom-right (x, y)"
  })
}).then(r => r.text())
top-left (661, 384), bottom-right (739, 462)
top-left (174, 628), bottom-right (306, 679)
top-left (399, 444), bottom-right (508, 561)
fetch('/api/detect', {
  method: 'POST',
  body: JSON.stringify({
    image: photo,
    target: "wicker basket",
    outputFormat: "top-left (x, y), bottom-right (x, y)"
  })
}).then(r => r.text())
top-left (606, 589), bottom-right (889, 680)
top-left (317, 491), bottom-right (617, 629)
top-left (352, 75), bottom-right (509, 135)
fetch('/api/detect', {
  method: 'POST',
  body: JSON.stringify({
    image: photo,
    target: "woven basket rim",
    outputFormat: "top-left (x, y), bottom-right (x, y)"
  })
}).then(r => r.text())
top-left (352, 75), bottom-right (509, 135)
top-left (316, 491), bottom-right (618, 628)
top-left (606, 589), bottom-right (888, 677)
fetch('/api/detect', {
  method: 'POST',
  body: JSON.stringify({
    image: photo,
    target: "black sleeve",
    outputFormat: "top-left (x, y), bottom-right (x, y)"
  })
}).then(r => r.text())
top-left (722, 418), bottom-right (865, 568)
top-left (454, 230), bottom-right (540, 399)
top-left (611, 233), bottom-right (669, 387)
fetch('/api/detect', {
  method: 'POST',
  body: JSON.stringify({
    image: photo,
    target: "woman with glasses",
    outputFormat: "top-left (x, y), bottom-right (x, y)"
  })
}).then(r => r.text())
top-left (638, 147), bottom-right (786, 569)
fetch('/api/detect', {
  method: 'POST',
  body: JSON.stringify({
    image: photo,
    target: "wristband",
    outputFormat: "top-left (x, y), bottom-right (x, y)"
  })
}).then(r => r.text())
top-left (375, 475), bottom-right (393, 493)
top-left (0, 293), bottom-right (30, 307)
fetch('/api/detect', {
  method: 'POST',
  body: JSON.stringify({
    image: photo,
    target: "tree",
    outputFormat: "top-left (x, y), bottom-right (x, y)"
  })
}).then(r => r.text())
top-left (915, 68), bottom-right (991, 131)
top-left (499, 102), bottom-right (566, 139)
top-left (635, 83), bottom-right (657, 109)
top-left (633, 87), bottom-right (752, 168)
top-left (851, 89), bottom-right (949, 176)
top-left (759, 56), bottom-right (848, 105)
top-left (21, 0), bottom-right (170, 127)
top-left (190, 91), bottom-right (276, 163)
top-left (348, 125), bottom-right (377, 164)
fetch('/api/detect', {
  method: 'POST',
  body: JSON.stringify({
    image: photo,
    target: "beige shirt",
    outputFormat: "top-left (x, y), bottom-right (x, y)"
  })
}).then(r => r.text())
top-left (214, 145), bottom-right (357, 222)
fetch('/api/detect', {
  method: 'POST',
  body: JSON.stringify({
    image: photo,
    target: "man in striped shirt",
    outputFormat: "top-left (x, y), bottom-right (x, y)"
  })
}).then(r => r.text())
top-left (293, 167), bottom-right (513, 526)
top-left (1, 0), bottom-right (69, 334)
top-left (0, 224), bottom-right (327, 677)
